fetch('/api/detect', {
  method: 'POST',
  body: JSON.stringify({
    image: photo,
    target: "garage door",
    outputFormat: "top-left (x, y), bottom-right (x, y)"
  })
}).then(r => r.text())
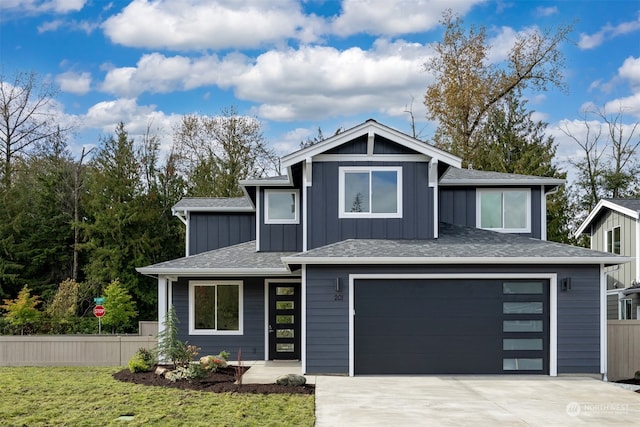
top-left (354, 279), bottom-right (549, 374)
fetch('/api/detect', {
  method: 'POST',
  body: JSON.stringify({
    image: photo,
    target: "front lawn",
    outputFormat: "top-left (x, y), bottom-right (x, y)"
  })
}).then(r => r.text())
top-left (0, 367), bottom-right (314, 426)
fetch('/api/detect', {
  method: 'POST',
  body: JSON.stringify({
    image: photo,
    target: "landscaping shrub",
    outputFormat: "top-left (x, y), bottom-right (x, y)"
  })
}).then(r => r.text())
top-left (128, 347), bottom-right (155, 373)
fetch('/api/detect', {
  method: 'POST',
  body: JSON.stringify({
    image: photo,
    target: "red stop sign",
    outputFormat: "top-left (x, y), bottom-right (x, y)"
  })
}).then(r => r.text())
top-left (93, 305), bottom-right (105, 317)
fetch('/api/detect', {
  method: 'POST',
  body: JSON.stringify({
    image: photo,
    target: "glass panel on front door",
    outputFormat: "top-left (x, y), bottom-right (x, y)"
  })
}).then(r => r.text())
top-left (269, 283), bottom-right (301, 360)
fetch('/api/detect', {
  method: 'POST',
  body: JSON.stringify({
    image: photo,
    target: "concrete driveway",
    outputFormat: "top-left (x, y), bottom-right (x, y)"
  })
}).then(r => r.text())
top-left (313, 375), bottom-right (640, 426)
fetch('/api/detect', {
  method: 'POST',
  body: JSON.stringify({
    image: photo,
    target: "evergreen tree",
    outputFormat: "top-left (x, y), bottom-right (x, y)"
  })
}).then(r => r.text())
top-left (101, 279), bottom-right (137, 334)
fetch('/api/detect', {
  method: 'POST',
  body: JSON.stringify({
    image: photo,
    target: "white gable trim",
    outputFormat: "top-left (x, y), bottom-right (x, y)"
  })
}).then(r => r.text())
top-left (576, 199), bottom-right (640, 237)
top-left (281, 120), bottom-right (462, 169)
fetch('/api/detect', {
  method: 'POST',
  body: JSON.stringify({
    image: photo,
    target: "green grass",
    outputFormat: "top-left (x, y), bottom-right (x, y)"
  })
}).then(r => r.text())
top-left (0, 367), bottom-right (314, 426)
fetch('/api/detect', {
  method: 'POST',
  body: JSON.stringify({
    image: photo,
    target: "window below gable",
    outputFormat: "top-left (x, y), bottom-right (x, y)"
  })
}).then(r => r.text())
top-left (606, 226), bottom-right (621, 254)
top-left (477, 189), bottom-right (531, 233)
top-left (189, 281), bottom-right (243, 335)
top-left (265, 189), bottom-right (299, 224)
top-left (339, 166), bottom-right (402, 218)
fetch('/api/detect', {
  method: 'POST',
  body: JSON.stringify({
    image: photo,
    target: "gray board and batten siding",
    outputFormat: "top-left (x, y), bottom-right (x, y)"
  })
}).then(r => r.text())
top-left (189, 212), bottom-right (255, 255)
top-left (304, 264), bottom-right (601, 375)
top-left (307, 161), bottom-right (434, 249)
top-left (258, 190), bottom-right (303, 252)
top-left (439, 186), bottom-right (543, 239)
top-left (593, 208), bottom-right (637, 289)
top-left (171, 276), bottom-right (267, 360)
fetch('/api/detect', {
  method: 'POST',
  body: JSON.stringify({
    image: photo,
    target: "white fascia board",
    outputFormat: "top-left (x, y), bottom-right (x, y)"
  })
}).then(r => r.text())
top-left (575, 199), bottom-right (640, 237)
top-left (281, 256), bottom-right (633, 266)
top-left (135, 267), bottom-right (294, 276)
top-left (441, 178), bottom-right (565, 187)
top-left (239, 178), bottom-right (292, 187)
top-left (174, 206), bottom-right (255, 213)
top-left (281, 121), bottom-right (462, 169)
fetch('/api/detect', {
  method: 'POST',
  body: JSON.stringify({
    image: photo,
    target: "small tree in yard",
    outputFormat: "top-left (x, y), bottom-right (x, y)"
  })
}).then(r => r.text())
top-left (156, 305), bottom-right (193, 368)
top-left (1, 285), bottom-right (41, 334)
top-left (101, 279), bottom-right (137, 334)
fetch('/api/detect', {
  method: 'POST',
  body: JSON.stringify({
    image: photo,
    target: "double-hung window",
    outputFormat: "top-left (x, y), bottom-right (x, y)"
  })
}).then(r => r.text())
top-left (606, 226), bottom-right (621, 254)
top-left (339, 166), bottom-right (402, 218)
top-left (189, 281), bottom-right (243, 335)
top-left (265, 189), bottom-right (299, 224)
top-left (477, 189), bottom-right (531, 233)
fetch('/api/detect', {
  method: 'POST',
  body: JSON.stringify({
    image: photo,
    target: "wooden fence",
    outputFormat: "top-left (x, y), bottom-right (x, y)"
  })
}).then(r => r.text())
top-left (608, 320), bottom-right (640, 381)
top-left (0, 335), bottom-right (157, 367)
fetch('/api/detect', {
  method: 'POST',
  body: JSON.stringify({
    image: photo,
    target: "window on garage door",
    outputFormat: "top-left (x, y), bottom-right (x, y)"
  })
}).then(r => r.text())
top-left (502, 281), bottom-right (548, 372)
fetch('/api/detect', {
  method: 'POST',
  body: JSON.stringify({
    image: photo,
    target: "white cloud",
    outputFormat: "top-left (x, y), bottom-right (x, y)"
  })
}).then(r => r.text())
top-left (101, 52), bottom-right (251, 97)
top-left (578, 13), bottom-right (640, 50)
top-left (619, 56), bottom-right (640, 86)
top-left (234, 40), bottom-right (435, 121)
top-left (604, 94), bottom-right (640, 119)
top-left (331, 0), bottom-right (482, 36)
top-left (534, 6), bottom-right (557, 17)
top-left (1, 0), bottom-right (86, 13)
top-left (56, 71), bottom-right (91, 95)
top-left (102, 0), bottom-right (314, 51)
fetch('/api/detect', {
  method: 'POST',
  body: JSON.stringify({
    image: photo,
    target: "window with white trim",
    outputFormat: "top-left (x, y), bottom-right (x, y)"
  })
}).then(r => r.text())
top-left (339, 166), bottom-right (402, 218)
top-left (265, 189), bottom-right (299, 224)
top-left (477, 189), bottom-right (531, 233)
top-left (189, 281), bottom-right (243, 335)
top-left (606, 226), bottom-right (621, 254)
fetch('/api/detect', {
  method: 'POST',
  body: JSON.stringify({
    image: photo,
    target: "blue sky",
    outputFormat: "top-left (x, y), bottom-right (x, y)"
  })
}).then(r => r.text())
top-left (1, 0), bottom-right (639, 180)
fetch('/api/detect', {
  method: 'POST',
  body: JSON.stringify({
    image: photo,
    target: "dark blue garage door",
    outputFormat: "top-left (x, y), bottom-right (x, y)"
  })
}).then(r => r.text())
top-left (354, 279), bottom-right (549, 374)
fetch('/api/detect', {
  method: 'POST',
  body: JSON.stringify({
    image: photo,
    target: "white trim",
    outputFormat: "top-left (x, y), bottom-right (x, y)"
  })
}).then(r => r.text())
top-left (541, 186), bottom-right (547, 241)
top-left (348, 273), bottom-right (558, 377)
top-left (185, 212), bottom-right (190, 257)
top-left (302, 161), bottom-right (309, 252)
top-left (174, 206), bottom-right (255, 213)
top-left (264, 189), bottom-right (300, 224)
top-left (239, 177), bottom-right (292, 186)
top-left (366, 130), bottom-right (374, 156)
top-left (605, 225), bottom-right (621, 254)
top-left (281, 120), bottom-right (462, 169)
top-left (476, 188), bottom-right (532, 233)
top-left (441, 178), bottom-right (565, 187)
top-left (301, 266), bottom-right (307, 374)
top-left (575, 199), bottom-right (640, 237)
top-left (338, 166), bottom-right (403, 219)
top-left (188, 280), bottom-right (244, 335)
top-left (314, 154), bottom-right (429, 162)
top-left (281, 255), bottom-right (632, 266)
top-left (601, 266), bottom-right (608, 379)
top-left (255, 187), bottom-right (261, 252)
top-left (157, 276), bottom-right (168, 337)
top-left (431, 160), bottom-right (439, 238)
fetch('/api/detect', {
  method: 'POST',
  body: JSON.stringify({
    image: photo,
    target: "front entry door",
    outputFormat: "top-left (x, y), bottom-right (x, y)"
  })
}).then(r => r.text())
top-left (268, 282), bottom-right (301, 360)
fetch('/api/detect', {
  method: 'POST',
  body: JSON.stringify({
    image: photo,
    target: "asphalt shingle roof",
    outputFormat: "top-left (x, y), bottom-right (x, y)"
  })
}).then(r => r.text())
top-left (137, 241), bottom-right (294, 275)
top-left (604, 198), bottom-right (640, 213)
top-left (172, 197), bottom-right (253, 211)
top-left (283, 223), bottom-right (627, 264)
top-left (440, 168), bottom-right (565, 186)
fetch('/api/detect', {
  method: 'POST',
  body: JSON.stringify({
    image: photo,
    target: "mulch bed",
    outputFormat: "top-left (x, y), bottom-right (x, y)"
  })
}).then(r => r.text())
top-left (113, 366), bottom-right (314, 395)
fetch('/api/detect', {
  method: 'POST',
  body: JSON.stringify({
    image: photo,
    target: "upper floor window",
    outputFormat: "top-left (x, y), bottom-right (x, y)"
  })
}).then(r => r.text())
top-left (265, 189), bottom-right (299, 224)
top-left (477, 189), bottom-right (531, 233)
top-left (339, 166), bottom-right (402, 218)
top-left (606, 226), bottom-right (621, 254)
top-left (189, 281), bottom-right (243, 335)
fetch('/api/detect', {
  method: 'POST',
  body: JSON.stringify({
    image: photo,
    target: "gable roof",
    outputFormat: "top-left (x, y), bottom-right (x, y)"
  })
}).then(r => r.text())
top-left (440, 168), bottom-right (565, 188)
top-left (136, 241), bottom-right (294, 276)
top-left (172, 197), bottom-right (254, 213)
top-left (280, 119), bottom-right (462, 169)
top-left (575, 198), bottom-right (640, 236)
top-left (282, 223), bottom-right (629, 267)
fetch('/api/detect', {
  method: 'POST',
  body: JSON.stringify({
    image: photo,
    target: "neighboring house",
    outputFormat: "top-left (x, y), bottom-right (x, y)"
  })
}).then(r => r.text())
top-left (138, 119), bottom-right (629, 377)
top-left (576, 199), bottom-right (640, 320)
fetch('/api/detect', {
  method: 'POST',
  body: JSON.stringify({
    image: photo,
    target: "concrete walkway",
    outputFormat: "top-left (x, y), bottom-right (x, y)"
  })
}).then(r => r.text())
top-left (240, 360), bottom-right (314, 384)
top-left (314, 375), bottom-right (640, 426)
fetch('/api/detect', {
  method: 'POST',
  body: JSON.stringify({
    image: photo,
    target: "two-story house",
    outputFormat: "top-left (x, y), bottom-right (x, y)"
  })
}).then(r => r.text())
top-left (576, 199), bottom-right (640, 320)
top-left (138, 119), bottom-right (629, 377)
